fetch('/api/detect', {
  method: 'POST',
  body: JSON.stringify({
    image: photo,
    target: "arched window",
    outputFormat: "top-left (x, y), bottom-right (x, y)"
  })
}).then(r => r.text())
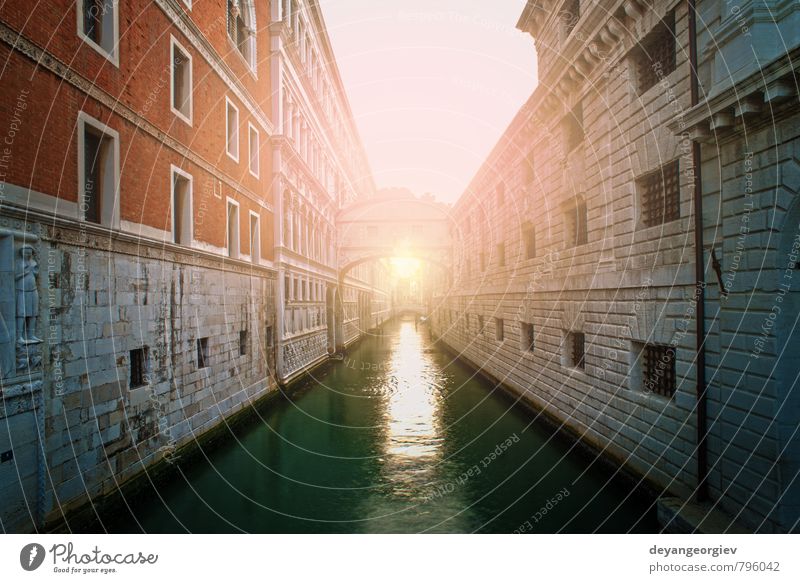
top-left (227, 0), bottom-right (256, 70)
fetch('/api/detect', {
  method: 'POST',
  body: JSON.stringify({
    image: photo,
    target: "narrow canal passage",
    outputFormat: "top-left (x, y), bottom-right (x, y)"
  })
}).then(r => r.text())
top-left (106, 318), bottom-right (657, 533)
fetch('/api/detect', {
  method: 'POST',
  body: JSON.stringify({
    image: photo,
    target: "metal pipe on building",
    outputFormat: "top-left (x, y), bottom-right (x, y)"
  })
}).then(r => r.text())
top-left (688, 0), bottom-right (709, 502)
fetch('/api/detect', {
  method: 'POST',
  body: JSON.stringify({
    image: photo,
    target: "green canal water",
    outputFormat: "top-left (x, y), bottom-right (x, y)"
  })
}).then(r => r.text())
top-left (103, 318), bottom-right (657, 533)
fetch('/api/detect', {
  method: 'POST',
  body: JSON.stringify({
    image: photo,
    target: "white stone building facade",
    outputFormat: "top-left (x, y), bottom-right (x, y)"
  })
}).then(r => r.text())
top-left (269, 0), bottom-right (390, 383)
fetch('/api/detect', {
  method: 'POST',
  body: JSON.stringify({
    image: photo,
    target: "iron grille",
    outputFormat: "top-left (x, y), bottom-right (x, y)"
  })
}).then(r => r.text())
top-left (636, 11), bottom-right (676, 93)
top-left (643, 344), bottom-right (676, 397)
top-left (640, 160), bottom-right (680, 227)
top-left (571, 332), bottom-right (585, 369)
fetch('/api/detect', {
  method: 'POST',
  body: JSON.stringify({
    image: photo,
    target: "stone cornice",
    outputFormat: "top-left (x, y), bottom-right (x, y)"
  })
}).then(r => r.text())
top-left (666, 45), bottom-right (800, 139)
top-left (0, 201), bottom-right (278, 278)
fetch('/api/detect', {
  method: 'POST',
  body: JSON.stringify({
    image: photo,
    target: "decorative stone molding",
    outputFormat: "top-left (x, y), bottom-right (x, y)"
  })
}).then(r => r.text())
top-left (560, 301), bottom-right (585, 333)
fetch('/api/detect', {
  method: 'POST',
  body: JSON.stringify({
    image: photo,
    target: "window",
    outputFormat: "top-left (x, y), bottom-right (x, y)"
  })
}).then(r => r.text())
top-left (196, 337), bottom-right (209, 368)
top-left (497, 242), bottom-right (506, 267)
top-left (521, 323), bottom-right (535, 352)
top-left (563, 102), bottom-right (584, 153)
top-left (170, 37), bottom-right (192, 123)
top-left (524, 149), bottom-right (536, 184)
top-left (77, 0), bottom-right (118, 65)
top-left (495, 318), bottom-right (504, 342)
top-left (227, 0), bottom-right (254, 68)
top-left (249, 211), bottom-right (261, 263)
top-left (78, 112), bottom-right (119, 227)
top-left (129, 347), bottom-right (148, 388)
top-left (226, 97), bottom-right (239, 161)
top-left (248, 123), bottom-right (260, 177)
top-left (638, 160), bottom-right (680, 227)
top-left (522, 223), bottom-right (536, 260)
top-left (478, 315), bottom-right (485, 334)
top-left (239, 330), bottom-right (248, 356)
top-left (638, 343), bottom-right (677, 397)
top-left (227, 199), bottom-right (240, 258)
top-left (171, 166), bottom-right (192, 245)
top-left (265, 325), bottom-right (274, 348)
top-left (634, 10), bottom-right (676, 94)
top-left (567, 332), bottom-right (585, 369)
top-left (496, 183), bottom-right (505, 206)
top-left (565, 196), bottom-right (588, 247)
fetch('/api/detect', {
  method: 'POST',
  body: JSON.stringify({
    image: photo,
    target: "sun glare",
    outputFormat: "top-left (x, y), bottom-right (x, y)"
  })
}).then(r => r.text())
top-left (390, 257), bottom-right (421, 279)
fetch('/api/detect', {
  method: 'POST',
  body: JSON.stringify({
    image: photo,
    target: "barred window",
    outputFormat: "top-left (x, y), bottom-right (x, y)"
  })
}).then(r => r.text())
top-left (638, 160), bottom-right (680, 227)
top-left (635, 10), bottom-right (676, 94)
top-left (642, 344), bottom-right (676, 397)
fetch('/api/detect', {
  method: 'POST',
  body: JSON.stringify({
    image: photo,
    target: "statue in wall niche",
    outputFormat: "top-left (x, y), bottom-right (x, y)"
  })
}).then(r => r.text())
top-left (15, 244), bottom-right (42, 344)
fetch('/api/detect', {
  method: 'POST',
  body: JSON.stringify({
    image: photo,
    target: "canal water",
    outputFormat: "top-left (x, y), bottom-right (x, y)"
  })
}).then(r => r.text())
top-left (103, 318), bottom-right (657, 533)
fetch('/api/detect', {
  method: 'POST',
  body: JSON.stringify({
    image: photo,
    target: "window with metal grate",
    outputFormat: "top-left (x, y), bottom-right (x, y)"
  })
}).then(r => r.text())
top-left (642, 344), bottom-right (676, 397)
top-left (639, 160), bottom-right (680, 227)
top-left (635, 10), bottom-right (676, 94)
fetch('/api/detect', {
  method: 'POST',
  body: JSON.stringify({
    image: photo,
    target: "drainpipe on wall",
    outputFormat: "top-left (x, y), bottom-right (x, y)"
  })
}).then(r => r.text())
top-left (689, 0), bottom-right (709, 502)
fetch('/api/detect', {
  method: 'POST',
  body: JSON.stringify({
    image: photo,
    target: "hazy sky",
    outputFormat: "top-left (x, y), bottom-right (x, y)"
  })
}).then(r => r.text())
top-left (319, 0), bottom-right (538, 204)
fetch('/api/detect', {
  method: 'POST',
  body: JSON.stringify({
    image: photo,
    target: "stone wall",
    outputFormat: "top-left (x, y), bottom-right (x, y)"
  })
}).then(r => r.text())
top-left (699, 101), bottom-right (800, 533)
top-left (434, 0), bottom-right (700, 511)
top-left (0, 211), bottom-right (277, 531)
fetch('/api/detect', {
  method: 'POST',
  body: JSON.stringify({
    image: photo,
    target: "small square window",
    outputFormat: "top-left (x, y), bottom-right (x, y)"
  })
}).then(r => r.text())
top-left (521, 322), bottom-right (534, 352)
top-left (197, 337), bottom-right (210, 369)
top-left (495, 318), bottom-right (504, 342)
top-left (129, 347), bottom-right (148, 388)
